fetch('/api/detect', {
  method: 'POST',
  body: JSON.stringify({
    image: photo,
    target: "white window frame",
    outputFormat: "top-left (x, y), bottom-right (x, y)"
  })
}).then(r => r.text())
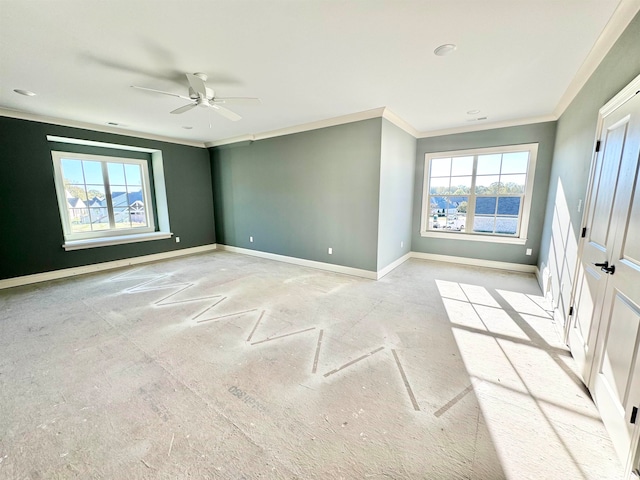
top-left (48, 136), bottom-right (173, 251)
top-left (420, 143), bottom-right (538, 245)
top-left (52, 150), bottom-right (155, 240)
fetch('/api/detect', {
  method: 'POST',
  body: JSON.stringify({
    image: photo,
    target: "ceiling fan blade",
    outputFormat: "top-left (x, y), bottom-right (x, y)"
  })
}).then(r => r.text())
top-left (213, 97), bottom-right (262, 106)
top-left (185, 73), bottom-right (207, 98)
top-left (170, 103), bottom-right (198, 114)
top-left (131, 85), bottom-right (191, 101)
top-left (210, 104), bottom-right (242, 121)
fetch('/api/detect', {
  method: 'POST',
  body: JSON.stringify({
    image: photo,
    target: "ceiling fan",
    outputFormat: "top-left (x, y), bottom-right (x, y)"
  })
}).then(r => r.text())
top-left (131, 72), bottom-right (260, 121)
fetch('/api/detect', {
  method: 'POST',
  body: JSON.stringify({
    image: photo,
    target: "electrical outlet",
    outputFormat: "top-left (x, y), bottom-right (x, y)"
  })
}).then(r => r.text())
top-left (401, 241), bottom-right (404, 248)
top-left (175, 236), bottom-right (180, 243)
top-left (328, 247), bottom-right (333, 255)
top-left (526, 248), bottom-right (532, 255)
top-left (250, 236), bottom-right (253, 243)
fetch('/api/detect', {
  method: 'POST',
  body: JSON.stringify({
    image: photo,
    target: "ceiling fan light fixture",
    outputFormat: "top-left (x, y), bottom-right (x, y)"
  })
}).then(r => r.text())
top-left (14, 89), bottom-right (36, 96)
top-left (434, 44), bottom-right (457, 56)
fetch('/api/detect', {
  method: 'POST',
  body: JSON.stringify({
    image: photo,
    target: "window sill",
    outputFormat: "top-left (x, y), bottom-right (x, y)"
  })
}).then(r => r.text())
top-left (63, 232), bottom-right (173, 251)
top-left (420, 230), bottom-right (527, 245)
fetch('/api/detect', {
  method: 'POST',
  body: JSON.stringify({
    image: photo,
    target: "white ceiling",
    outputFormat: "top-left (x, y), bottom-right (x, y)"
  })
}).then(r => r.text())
top-left (0, 0), bottom-right (634, 145)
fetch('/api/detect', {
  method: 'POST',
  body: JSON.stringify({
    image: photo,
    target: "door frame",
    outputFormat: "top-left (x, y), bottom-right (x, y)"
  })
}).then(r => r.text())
top-left (566, 73), bottom-right (640, 479)
top-left (565, 72), bottom-right (640, 358)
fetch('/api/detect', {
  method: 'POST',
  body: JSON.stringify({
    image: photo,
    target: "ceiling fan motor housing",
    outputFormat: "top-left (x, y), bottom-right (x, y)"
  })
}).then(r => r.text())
top-left (188, 86), bottom-right (215, 100)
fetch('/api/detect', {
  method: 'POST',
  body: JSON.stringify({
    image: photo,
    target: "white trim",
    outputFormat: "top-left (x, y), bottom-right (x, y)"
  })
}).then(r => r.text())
top-left (417, 115), bottom-right (556, 139)
top-left (0, 244), bottom-right (217, 290)
top-left (599, 72), bottom-right (640, 118)
top-left (566, 72), bottom-right (640, 343)
top-left (535, 266), bottom-right (543, 291)
top-left (206, 110), bottom-right (557, 149)
top-left (381, 109), bottom-right (420, 137)
top-left (420, 143), bottom-right (538, 242)
top-left (0, 108), bottom-right (206, 148)
top-left (63, 232), bottom-right (173, 251)
top-left (553, 0), bottom-right (640, 119)
top-left (216, 244), bottom-right (378, 280)
top-left (206, 108), bottom-right (387, 147)
top-left (219, 245), bottom-right (535, 277)
top-left (377, 253), bottom-right (412, 280)
top-left (0, 243), bottom-right (539, 290)
top-left (48, 136), bottom-right (172, 243)
top-left (51, 150), bottom-right (156, 242)
top-left (410, 252), bottom-right (536, 273)
top-left (206, 134), bottom-right (256, 148)
top-left (419, 231), bottom-right (527, 245)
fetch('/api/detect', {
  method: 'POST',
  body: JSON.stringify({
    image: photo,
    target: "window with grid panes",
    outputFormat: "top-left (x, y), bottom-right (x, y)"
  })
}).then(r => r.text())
top-left (51, 151), bottom-right (155, 242)
top-left (421, 144), bottom-right (537, 242)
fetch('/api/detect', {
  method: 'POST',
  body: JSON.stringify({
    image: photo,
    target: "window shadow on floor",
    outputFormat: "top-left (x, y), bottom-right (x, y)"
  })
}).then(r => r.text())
top-left (436, 279), bottom-right (623, 480)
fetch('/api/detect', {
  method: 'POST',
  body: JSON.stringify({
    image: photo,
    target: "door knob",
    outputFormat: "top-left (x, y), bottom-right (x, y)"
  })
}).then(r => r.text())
top-left (594, 261), bottom-right (609, 268)
top-left (602, 264), bottom-right (616, 275)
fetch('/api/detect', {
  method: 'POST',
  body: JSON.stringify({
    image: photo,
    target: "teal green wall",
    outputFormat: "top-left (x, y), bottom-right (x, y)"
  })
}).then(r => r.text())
top-left (411, 121), bottom-right (557, 265)
top-left (0, 116), bottom-right (215, 281)
top-left (7, 6), bottom-right (637, 285)
top-left (538, 10), bottom-right (640, 318)
top-left (211, 119), bottom-right (383, 272)
top-left (377, 119), bottom-right (416, 270)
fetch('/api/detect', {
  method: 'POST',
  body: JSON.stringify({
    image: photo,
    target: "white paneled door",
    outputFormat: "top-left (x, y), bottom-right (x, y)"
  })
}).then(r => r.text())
top-left (570, 80), bottom-right (640, 478)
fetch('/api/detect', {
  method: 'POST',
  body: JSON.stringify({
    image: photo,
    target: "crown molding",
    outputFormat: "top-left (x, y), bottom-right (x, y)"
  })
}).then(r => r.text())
top-left (417, 114), bottom-right (557, 139)
top-left (207, 107), bottom-right (559, 147)
top-left (381, 108), bottom-right (420, 137)
top-left (553, 0), bottom-right (640, 118)
top-left (0, 107), bottom-right (207, 148)
top-left (599, 72), bottom-right (640, 118)
top-left (206, 107), bottom-right (386, 148)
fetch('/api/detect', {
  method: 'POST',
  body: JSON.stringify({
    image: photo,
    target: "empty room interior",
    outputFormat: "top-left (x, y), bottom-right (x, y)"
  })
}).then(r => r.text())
top-left (2, 1), bottom-right (640, 478)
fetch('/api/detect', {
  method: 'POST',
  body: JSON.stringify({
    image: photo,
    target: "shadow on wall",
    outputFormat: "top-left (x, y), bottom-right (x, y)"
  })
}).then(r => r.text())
top-left (539, 179), bottom-right (579, 329)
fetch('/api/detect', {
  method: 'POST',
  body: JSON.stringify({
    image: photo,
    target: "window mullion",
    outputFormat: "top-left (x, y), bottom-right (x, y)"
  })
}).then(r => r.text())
top-left (516, 194), bottom-right (524, 236)
top-left (102, 162), bottom-right (116, 228)
top-left (467, 155), bottom-right (479, 233)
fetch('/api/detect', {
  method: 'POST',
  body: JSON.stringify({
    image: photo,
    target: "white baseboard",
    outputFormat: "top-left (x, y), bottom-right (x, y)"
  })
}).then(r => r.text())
top-left (0, 244), bottom-right (218, 290)
top-left (1, 243), bottom-right (540, 290)
top-left (410, 252), bottom-right (537, 273)
top-left (216, 244), bottom-right (378, 280)
top-left (377, 253), bottom-right (412, 280)
top-left (534, 266), bottom-right (543, 290)
top-left (217, 246), bottom-right (535, 279)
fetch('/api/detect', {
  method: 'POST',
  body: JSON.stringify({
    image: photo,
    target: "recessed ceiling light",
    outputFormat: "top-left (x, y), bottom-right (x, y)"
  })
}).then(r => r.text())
top-left (434, 44), bottom-right (457, 56)
top-left (14, 89), bottom-right (36, 96)
top-left (467, 109), bottom-right (480, 115)
top-left (182, 126), bottom-right (193, 130)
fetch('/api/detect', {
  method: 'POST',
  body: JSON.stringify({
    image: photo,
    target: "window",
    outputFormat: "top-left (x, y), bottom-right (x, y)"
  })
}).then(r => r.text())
top-left (420, 143), bottom-right (537, 244)
top-left (52, 151), bottom-right (156, 243)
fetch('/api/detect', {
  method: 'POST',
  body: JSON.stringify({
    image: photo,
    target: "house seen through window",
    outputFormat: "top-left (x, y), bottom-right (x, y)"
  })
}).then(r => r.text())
top-left (52, 151), bottom-right (155, 241)
top-left (421, 143), bottom-right (537, 242)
